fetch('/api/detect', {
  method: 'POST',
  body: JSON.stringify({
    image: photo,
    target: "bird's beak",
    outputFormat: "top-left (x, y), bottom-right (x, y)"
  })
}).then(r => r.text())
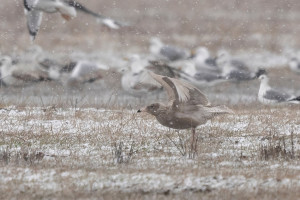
top-left (137, 107), bottom-right (146, 113)
top-left (190, 49), bottom-right (196, 57)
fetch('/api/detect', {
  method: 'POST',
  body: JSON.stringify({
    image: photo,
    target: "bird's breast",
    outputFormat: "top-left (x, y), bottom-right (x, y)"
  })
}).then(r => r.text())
top-left (155, 113), bottom-right (199, 129)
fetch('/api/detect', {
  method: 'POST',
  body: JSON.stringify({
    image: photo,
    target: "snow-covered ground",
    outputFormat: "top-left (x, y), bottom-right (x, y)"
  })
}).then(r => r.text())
top-left (1, 0), bottom-right (300, 199)
top-left (0, 107), bottom-right (299, 199)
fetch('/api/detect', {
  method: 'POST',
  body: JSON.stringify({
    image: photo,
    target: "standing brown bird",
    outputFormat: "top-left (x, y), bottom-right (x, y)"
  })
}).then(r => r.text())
top-left (137, 71), bottom-right (234, 158)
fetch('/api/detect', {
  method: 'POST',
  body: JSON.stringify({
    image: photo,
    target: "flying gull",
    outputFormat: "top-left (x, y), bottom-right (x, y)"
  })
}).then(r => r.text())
top-left (137, 72), bottom-right (233, 158)
top-left (258, 74), bottom-right (300, 105)
top-left (24, 0), bottom-right (124, 40)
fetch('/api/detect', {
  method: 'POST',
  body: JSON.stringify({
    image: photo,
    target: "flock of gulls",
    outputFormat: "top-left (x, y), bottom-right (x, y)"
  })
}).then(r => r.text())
top-left (1, 0), bottom-right (300, 157)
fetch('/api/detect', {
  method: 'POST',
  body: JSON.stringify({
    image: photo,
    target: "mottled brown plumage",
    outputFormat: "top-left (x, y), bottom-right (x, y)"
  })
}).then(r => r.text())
top-left (138, 71), bottom-right (234, 158)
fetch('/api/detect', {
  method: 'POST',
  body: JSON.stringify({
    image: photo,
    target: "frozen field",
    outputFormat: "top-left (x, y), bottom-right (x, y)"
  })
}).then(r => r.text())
top-left (0, 106), bottom-right (300, 199)
top-left (1, 0), bottom-right (300, 199)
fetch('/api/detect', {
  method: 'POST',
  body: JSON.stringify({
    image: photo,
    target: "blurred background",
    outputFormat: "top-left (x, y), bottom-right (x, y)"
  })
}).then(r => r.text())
top-left (0, 0), bottom-right (300, 107)
top-left (1, 0), bottom-right (299, 54)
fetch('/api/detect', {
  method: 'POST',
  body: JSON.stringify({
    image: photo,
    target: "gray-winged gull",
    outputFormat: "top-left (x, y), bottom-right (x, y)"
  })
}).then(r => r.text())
top-left (66, 60), bottom-right (109, 89)
top-left (149, 37), bottom-right (191, 62)
top-left (217, 50), bottom-right (266, 81)
top-left (121, 55), bottom-right (178, 97)
top-left (24, 0), bottom-right (123, 40)
top-left (192, 47), bottom-right (218, 71)
top-left (0, 55), bottom-right (49, 87)
top-left (170, 59), bottom-right (227, 87)
top-left (137, 72), bottom-right (233, 158)
top-left (224, 67), bottom-right (266, 81)
top-left (217, 50), bottom-right (249, 71)
top-left (258, 74), bottom-right (300, 105)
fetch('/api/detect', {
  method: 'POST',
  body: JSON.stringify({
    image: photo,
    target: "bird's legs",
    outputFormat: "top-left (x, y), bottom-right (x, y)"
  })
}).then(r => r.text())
top-left (189, 128), bottom-right (197, 159)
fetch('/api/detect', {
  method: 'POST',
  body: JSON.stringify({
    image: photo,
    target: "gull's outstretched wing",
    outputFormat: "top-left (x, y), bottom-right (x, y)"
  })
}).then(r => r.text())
top-left (25, 9), bottom-right (43, 41)
top-left (24, 0), bottom-right (38, 11)
top-left (148, 71), bottom-right (210, 107)
top-left (65, 0), bottom-right (124, 29)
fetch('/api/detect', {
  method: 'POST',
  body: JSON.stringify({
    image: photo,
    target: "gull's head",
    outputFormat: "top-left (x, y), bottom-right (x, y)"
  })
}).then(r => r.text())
top-left (0, 56), bottom-right (12, 67)
top-left (150, 37), bottom-right (163, 47)
top-left (127, 54), bottom-right (145, 73)
top-left (137, 103), bottom-right (162, 116)
top-left (216, 50), bottom-right (229, 67)
top-left (289, 57), bottom-right (299, 68)
top-left (128, 54), bottom-right (141, 63)
top-left (258, 74), bottom-right (268, 81)
top-left (194, 47), bottom-right (210, 59)
top-left (255, 68), bottom-right (267, 78)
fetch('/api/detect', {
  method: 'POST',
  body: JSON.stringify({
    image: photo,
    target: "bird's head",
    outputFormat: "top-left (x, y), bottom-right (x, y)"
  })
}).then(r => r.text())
top-left (137, 103), bottom-right (163, 116)
top-left (150, 37), bottom-right (163, 47)
top-left (255, 68), bottom-right (267, 78)
top-left (0, 56), bottom-right (12, 67)
top-left (258, 74), bottom-right (268, 82)
top-left (216, 50), bottom-right (229, 67)
top-left (195, 47), bottom-right (210, 58)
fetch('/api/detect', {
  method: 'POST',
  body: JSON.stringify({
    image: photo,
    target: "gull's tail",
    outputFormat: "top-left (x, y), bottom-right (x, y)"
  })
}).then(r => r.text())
top-left (207, 105), bottom-right (235, 115)
top-left (288, 96), bottom-right (300, 104)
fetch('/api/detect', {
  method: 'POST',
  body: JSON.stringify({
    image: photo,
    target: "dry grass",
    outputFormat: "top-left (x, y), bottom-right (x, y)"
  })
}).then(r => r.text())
top-left (0, 0), bottom-right (300, 199)
top-left (0, 104), bottom-right (300, 199)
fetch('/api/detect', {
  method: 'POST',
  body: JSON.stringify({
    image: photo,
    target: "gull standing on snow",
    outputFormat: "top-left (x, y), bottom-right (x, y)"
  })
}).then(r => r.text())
top-left (192, 47), bottom-right (218, 71)
top-left (0, 55), bottom-right (49, 87)
top-left (217, 50), bottom-right (265, 81)
top-left (66, 60), bottom-right (109, 89)
top-left (149, 37), bottom-right (191, 62)
top-left (258, 74), bottom-right (300, 105)
top-left (216, 50), bottom-right (249, 71)
top-left (24, 0), bottom-right (124, 40)
top-left (121, 55), bottom-right (177, 98)
top-left (138, 72), bottom-right (233, 158)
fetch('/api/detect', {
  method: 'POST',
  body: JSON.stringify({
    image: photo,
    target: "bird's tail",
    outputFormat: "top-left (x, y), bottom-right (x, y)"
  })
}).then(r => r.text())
top-left (208, 105), bottom-right (235, 115)
top-left (288, 96), bottom-right (300, 104)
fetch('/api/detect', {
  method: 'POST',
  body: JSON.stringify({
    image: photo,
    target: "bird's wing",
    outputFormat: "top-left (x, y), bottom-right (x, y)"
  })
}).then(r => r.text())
top-left (146, 61), bottom-right (176, 78)
top-left (24, 0), bottom-right (38, 11)
top-left (25, 9), bottom-right (43, 40)
top-left (71, 62), bottom-right (107, 82)
top-left (160, 45), bottom-right (187, 61)
top-left (11, 70), bottom-right (47, 82)
top-left (194, 72), bottom-right (223, 82)
top-left (264, 89), bottom-right (291, 102)
top-left (64, 0), bottom-right (124, 29)
top-left (148, 71), bottom-right (210, 107)
top-left (205, 57), bottom-right (217, 67)
top-left (226, 70), bottom-right (253, 81)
